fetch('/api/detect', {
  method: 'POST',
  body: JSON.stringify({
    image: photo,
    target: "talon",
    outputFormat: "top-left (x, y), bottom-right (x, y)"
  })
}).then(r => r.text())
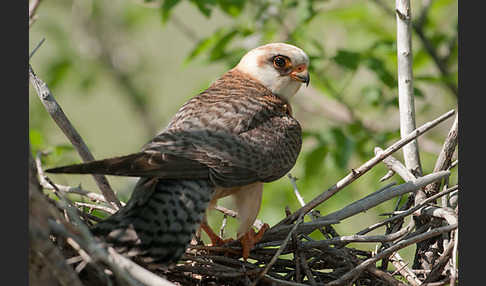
top-left (201, 221), bottom-right (233, 246)
top-left (240, 223), bottom-right (270, 260)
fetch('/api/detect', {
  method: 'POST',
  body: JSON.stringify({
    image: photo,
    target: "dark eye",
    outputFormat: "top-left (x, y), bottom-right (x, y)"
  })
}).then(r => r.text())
top-left (273, 56), bottom-right (287, 68)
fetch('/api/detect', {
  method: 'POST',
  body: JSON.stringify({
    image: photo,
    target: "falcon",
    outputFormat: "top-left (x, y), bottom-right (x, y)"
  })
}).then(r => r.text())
top-left (46, 42), bottom-right (310, 264)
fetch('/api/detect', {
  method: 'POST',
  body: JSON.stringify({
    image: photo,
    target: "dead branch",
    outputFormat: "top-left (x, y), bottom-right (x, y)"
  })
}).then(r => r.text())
top-left (277, 109), bottom-right (455, 226)
top-left (326, 223), bottom-right (457, 286)
top-left (318, 171), bottom-right (449, 223)
top-left (29, 63), bottom-right (121, 210)
top-left (396, 0), bottom-right (423, 177)
top-left (425, 113), bottom-right (458, 195)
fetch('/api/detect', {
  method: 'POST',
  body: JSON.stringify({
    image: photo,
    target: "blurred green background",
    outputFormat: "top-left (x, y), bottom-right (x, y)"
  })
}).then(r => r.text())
top-left (29, 0), bottom-right (457, 266)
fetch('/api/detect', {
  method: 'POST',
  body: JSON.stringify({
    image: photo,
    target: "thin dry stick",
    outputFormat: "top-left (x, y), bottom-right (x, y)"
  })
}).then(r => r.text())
top-left (251, 215), bottom-right (304, 286)
top-left (357, 185), bottom-right (458, 236)
top-left (375, 147), bottom-right (415, 181)
top-left (425, 113), bottom-right (458, 195)
top-left (29, 64), bottom-right (121, 210)
top-left (326, 223), bottom-right (458, 286)
top-left (302, 222), bottom-right (414, 249)
top-left (74, 202), bottom-right (117, 215)
top-left (276, 109), bottom-right (455, 227)
top-left (396, 0), bottom-right (423, 177)
top-left (450, 229), bottom-right (458, 286)
top-left (389, 252), bottom-right (422, 286)
top-left (30, 223), bottom-right (85, 286)
top-left (288, 173), bottom-right (306, 207)
top-left (422, 238), bottom-right (455, 283)
top-left (318, 171), bottom-right (449, 223)
top-left (45, 179), bottom-right (175, 286)
top-left (29, 37), bottom-right (45, 60)
top-left (29, 0), bottom-right (43, 27)
top-left (214, 205), bottom-right (264, 230)
top-left (35, 152), bottom-right (122, 207)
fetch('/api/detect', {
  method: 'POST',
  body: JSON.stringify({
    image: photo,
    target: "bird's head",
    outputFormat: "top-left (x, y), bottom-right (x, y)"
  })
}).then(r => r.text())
top-left (235, 42), bottom-right (310, 100)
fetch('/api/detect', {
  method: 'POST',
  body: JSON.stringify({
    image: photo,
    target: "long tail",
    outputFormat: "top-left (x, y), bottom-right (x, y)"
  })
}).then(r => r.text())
top-left (45, 152), bottom-right (209, 179)
top-left (91, 177), bottom-right (213, 264)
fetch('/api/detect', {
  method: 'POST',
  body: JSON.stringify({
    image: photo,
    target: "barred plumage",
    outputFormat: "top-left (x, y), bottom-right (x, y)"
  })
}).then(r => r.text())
top-left (46, 43), bottom-right (310, 263)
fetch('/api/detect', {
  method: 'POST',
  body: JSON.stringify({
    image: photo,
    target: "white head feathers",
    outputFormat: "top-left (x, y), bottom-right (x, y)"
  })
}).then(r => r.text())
top-left (235, 43), bottom-right (310, 100)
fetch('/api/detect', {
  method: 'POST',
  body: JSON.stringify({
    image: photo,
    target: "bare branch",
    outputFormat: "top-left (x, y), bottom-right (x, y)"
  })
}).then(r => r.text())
top-left (396, 0), bottom-right (422, 177)
top-left (250, 215), bottom-right (304, 286)
top-left (277, 109), bottom-right (455, 226)
top-left (318, 171), bottom-right (449, 223)
top-left (29, 64), bottom-right (122, 210)
top-left (29, 0), bottom-right (43, 27)
top-left (357, 185), bottom-right (458, 236)
top-left (326, 223), bottom-right (457, 286)
top-left (45, 179), bottom-right (175, 286)
top-left (425, 113), bottom-right (458, 195)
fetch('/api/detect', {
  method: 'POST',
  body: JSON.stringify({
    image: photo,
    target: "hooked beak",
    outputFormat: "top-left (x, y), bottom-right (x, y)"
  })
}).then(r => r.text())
top-left (290, 69), bottom-right (310, 87)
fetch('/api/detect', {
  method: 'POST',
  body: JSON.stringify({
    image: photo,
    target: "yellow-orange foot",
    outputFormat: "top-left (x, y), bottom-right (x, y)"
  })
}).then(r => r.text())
top-left (200, 221), bottom-right (234, 246)
top-left (239, 223), bottom-right (270, 260)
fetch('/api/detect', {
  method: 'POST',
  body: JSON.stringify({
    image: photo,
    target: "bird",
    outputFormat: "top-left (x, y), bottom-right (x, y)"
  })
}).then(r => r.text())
top-left (46, 42), bottom-right (310, 264)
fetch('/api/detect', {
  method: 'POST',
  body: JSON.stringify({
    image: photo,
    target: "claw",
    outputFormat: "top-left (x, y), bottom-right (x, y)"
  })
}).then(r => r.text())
top-left (239, 223), bottom-right (270, 260)
top-left (200, 221), bottom-right (234, 246)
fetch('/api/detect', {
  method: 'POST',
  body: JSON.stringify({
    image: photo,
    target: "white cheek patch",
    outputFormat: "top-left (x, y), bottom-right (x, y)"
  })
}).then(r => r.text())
top-left (234, 44), bottom-right (308, 100)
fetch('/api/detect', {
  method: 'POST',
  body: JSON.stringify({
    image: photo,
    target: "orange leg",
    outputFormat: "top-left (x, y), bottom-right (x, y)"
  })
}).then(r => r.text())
top-left (200, 220), bottom-right (234, 246)
top-left (239, 223), bottom-right (270, 260)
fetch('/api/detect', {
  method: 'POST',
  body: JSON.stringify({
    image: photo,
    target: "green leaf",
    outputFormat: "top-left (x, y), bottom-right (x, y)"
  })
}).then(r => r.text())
top-left (304, 144), bottom-right (329, 179)
top-left (330, 128), bottom-right (355, 169)
top-left (333, 50), bottom-right (361, 70)
top-left (364, 57), bottom-right (397, 88)
top-left (45, 58), bottom-right (72, 89)
top-left (185, 29), bottom-right (224, 63)
top-left (217, 0), bottom-right (246, 17)
top-left (54, 144), bottom-right (75, 157)
top-left (413, 87), bottom-right (425, 99)
top-left (362, 85), bottom-right (383, 106)
top-left (190, 0), bottom-right (217, 18)
top-left (208, 29), bottom-right (239, 61)
top-left (30, 129), bottom-right (44, 150)
top-left (160, 0), bottom-right (181, 23)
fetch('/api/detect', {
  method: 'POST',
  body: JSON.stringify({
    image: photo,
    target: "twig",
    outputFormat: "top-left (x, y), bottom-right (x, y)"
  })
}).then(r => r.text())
top-left (318, 171), bottom-right (449, 223)
top-left (276, 109), bottom-right (455, 226)
top-left (423, 238), bottom-right (454, 283)
top-left (251, 215), bottom-right (304, 286)
top-left (379, 170), bottom-right (396, 182)
top-left (299, 251), bottom-right (317, 286)
top-left (389, 252), bottom-right (422, 286)
top-left (45, 178), bottom-right (175, 286)
top-left (29, 37), bottom-right (45, 60)
top-left (450, 229), bottom-right (458, 286)
top-left (29, 64), bottom-right (121, 210)
top-left (288, 173), bottom-right (306, 207)
top-left (30, 221), bottom-right (85, 286)
top-left (375, 147), bottom-right (415, 182)
top-left (35, 152), bottom-right (123, 207)
top-left (214, 205), bottom-right (264, 230)
top-left (29, 0), bottom-right (43, 27)
top-left (326, 223), bottom-right (457, 286)
top-left (74, 202), bottom-right (117, 215)
top-left (425, 113), bottom-right (458, 195)
top-left (302, 222), bottom-right (414, 249)
top-left (357, 185), bottom-right (458, 235)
